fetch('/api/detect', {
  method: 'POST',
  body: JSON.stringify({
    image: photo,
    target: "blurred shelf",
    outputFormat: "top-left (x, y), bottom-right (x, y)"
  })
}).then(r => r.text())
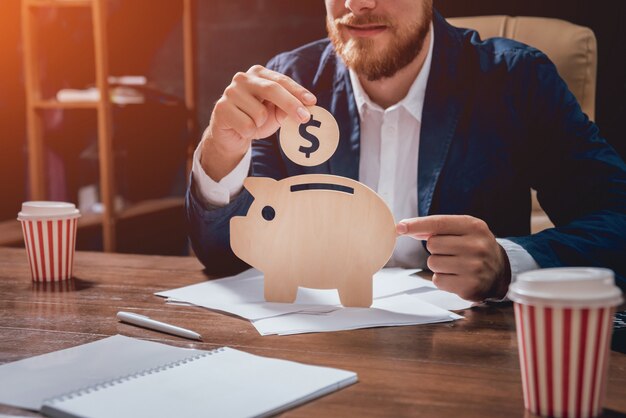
top-left (26, 0), bottom-right (92, 8)
top-left (0, 197), bottom-right (184, 248)
top-left (33, 99), bottom-right (153, 109)
top-left (117, 197), bottom-right (184, 220)
top-left (34, 100), bottom-right (99, 109)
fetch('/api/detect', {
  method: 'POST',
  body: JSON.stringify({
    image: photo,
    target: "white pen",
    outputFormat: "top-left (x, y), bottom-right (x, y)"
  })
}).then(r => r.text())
top-left (116, 311), bottom-right (202, 341)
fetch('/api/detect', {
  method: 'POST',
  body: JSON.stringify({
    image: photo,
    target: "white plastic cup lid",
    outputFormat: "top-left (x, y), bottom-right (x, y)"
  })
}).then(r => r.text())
top-left (508, 267), bottom-right (623, 308)
top-left (17, 201), bottom-right (81, 221)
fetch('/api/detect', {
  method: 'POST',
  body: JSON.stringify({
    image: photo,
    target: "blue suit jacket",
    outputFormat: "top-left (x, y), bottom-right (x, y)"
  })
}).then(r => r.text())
top-left (187, 11), bottom-right (626, 287)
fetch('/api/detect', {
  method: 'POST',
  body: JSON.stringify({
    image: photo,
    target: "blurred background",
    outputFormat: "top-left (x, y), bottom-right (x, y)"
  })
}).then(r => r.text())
top-left (1, 0), bottom-right (624, 255)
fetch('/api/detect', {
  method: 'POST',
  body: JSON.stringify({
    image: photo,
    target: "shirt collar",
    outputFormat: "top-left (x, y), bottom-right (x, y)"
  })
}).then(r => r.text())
top-left (349, 22), bottom-right (434, 122)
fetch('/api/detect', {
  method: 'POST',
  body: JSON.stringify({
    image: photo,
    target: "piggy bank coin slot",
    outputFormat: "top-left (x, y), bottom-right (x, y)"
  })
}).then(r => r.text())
top-left (290, 183), bottom-right (354, 195)
top-left (261, 206), bottom-right (276, 221)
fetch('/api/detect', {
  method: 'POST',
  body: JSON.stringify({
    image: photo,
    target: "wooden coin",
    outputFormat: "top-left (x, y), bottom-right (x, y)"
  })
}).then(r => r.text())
top-left (279, 105), bottom-right (340, 167)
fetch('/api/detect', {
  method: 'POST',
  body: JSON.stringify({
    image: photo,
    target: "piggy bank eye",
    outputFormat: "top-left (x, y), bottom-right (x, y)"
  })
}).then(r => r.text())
top-left (261, 206), bottom-right (275, 221)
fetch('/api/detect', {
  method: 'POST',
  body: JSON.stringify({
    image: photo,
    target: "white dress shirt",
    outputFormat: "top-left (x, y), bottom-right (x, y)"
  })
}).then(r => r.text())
top-left (192, 26), bottom-right (539, 280)
top-left (350, 26), bottom-right (434, 268)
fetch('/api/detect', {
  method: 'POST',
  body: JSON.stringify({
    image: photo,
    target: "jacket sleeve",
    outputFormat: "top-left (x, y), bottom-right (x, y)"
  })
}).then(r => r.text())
top-left (507, 52), bottom-right (626, 287)
top-left (185, 55), bottom-right (288, 275)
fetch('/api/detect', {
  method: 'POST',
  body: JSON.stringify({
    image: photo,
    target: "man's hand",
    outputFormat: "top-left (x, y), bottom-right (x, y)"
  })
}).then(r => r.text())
top-left (201, 65), bottom-right (317, 181)
top-left (396, 215), bottom-right (511, 301)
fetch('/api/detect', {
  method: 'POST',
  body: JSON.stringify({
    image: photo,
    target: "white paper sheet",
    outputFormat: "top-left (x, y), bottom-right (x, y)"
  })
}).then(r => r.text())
top-left (156, 268), bottom-right (470, 336)
top-left (252, 294), bottom-right (463, 336)
top-left (156, 269), bottom-right (334, 319)
top-left (406, 287), bottom-right (475, 311)
top-left (155, 268), bottom-right (426, 320)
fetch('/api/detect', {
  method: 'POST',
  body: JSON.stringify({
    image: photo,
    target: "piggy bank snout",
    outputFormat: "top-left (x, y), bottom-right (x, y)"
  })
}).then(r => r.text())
top-left (230, 215), bottom-right (245, 230)
top-left (230, 215), bottom-right (251, 263)
top-left (230, 215), bottom-right (249, 245)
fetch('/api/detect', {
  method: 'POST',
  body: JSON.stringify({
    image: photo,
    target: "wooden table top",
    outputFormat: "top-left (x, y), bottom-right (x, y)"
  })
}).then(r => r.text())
top-left (1, 247), bottom-right (625, 418)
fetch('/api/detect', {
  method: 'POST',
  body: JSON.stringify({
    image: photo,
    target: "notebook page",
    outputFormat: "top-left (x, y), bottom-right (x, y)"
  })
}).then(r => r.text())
top-left (0, 335), bottom-right (203, 410)
top-left (41, 347), bottom-right (357, 418)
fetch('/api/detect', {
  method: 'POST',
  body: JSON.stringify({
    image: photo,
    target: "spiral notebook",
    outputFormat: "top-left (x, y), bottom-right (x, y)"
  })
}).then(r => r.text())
top-left (40, 346), bottom-right (357, 418)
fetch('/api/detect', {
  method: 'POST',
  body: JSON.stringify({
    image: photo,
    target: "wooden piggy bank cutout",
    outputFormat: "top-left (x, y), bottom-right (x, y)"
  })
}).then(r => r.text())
top-left (230, 174), bottom-right (396, 307)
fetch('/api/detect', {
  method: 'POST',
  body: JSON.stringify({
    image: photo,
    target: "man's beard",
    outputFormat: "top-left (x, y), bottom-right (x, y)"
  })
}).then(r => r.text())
top-left (327, 10), bottom-right (432, 81)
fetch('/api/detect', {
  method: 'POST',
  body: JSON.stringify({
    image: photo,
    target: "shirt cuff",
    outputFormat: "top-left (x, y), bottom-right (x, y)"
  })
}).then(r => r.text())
top-left (497, 238), bottom-right (540, 281)
top-left (191, 141), bottom-right (251, 207)
top-left (486, 238), bottom-right (541, 303)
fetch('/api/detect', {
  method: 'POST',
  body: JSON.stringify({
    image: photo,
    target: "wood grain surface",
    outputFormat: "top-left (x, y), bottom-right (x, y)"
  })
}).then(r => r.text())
top-left (231, 174), bottom-right (396, 307)
top-left (1, 247), bottom-right (625, 418)
top-left (278, 105), bottom-right (340, 167)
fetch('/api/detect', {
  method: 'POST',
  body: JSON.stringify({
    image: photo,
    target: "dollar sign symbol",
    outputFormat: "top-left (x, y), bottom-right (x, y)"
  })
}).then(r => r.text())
top-left (298, 116), bottom-right (321, 158)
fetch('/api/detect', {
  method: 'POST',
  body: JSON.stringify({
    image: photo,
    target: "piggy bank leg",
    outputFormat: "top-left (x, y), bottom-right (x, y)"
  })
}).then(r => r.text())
top-left (264, 273), bottom-right (298, 303)
top-left (338, 275), bottom-right (373, 308)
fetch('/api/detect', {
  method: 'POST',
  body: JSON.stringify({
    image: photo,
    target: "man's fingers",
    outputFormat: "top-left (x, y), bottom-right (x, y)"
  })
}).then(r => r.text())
top-left (425, 234), bottom-right (466, 255)
top-left (427, 254), bottom-right (464, 275)
top-left (247, 65), bottom-right (317, 106)
top-left (248, 78), bottom-right (311, 124)
top-left (397, 215), bottom-right (486, 237)
top-left (217, 100), bottom-right (258, 139)
top-left (431, 273), bottom-right (457, 294)
top-left (432, 273), bottom-right (481, 301)
top-left (396, 222), bottom-right (430, 240)
top-left (274, 106), bottom-right (288, 124)
top-left (228, 90), bottom-right (269, 128)
top-left (230, 71), bottom-right (308, 124)
top-left (243, 65), bottom-right (316, 123)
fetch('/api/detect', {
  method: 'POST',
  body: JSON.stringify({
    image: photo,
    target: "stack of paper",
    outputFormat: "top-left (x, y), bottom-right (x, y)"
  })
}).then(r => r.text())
top-left (156, 268), bottom-right (472, 335)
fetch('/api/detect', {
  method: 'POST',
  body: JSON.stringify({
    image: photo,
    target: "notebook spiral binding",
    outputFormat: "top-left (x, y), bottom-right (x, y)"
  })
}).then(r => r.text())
top-left (43, 347), bottom-right (226, 404)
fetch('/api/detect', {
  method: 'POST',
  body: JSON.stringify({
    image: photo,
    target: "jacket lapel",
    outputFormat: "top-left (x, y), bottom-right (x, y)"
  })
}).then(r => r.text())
top-left (418, 12), bottom-right (464, 216)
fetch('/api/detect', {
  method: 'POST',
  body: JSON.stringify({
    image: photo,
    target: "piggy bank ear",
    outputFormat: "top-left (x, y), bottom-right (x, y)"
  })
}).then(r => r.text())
top-left (244, 176), bottom-right (276, 198)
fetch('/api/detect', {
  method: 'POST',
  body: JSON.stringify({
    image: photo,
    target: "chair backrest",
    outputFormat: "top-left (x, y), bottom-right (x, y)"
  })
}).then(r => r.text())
top-left (447, 16), bottom-right (597, 120)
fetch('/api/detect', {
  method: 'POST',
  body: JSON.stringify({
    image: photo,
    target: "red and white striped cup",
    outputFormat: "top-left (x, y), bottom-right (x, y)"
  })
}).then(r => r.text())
top-left (508, 268), bottom-right (623, 418)
top-left (17, 201), bottom-right (81, 282)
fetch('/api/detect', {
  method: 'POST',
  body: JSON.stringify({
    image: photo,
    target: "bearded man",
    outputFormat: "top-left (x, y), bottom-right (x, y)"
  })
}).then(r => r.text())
top-left (187, 0), bottom-right (626, 301)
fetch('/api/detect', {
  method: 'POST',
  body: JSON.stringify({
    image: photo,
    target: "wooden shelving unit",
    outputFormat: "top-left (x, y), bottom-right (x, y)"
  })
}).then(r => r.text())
top-left (27, 0), bottom-right (92, 7)
top-left (33, 100), bottom-right (100, 109)
top-left (12, 0), bottom-right (197, 252)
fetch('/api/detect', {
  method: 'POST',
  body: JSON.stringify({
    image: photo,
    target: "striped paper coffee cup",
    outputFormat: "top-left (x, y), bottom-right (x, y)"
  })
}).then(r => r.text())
top-left (509, 268), bottom-right (622, 418)
top-left (18, 202), bottom-right (80, 282)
